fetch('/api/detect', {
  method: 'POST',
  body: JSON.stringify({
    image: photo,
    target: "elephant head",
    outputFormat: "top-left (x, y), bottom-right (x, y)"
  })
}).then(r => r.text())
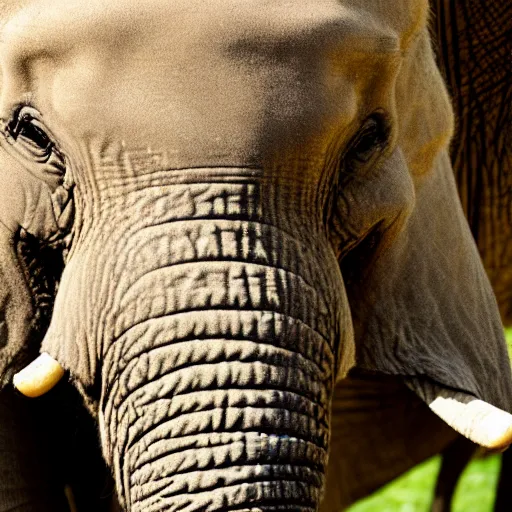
top-left (0, 1), bottom-right (511, 511)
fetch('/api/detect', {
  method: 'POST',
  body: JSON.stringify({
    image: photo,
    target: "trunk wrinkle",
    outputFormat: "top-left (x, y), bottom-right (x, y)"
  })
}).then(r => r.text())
top-left (134, 465), bottom-right (323, 501)
top-left (109, 338), bottom-right (330, 379)
top-left (125, 260), bottom-right (323, 307)
top-left (132, 433), bottom-right (326, 476)
top-left (114, 359), bottom-right (327, 410)
top-left (113, 308), bottom-right (331, 352)
top-left (124, 404), bottom-right (329, 460)
top-left (130, 431), bottom-right (325, 469)
top-left (104, 311), bottom-right (333, 373)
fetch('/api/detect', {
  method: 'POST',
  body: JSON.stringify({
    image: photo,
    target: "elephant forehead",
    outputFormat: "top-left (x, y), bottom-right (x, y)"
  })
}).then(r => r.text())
top-left (0, 0), bottom-right (410, 52)
top-left (0, 0), bottom-right (423, 168)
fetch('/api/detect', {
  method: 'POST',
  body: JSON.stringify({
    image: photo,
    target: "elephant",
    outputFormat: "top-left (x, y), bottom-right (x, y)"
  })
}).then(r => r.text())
top-left (430, 0), bottom-right (512, 510)
top-left (321, 0), bottom-right (512, 509)
top-left (0, 1), bottom-right (511, 511)
top-left (324, 0), bottom-right (512, 508)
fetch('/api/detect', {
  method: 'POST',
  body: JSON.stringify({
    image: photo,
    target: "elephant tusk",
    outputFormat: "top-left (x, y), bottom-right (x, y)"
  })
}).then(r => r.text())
top-left (429, 393), bottom-right (512, 451)
top-left (13, 353), bottom-right (65, 398)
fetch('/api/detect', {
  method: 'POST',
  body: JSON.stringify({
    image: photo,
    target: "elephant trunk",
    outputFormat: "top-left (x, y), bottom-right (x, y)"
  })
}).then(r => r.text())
top-left (104, 307), bottom-right (331, 511)
top-left (102, 257), bottom-right (337, 510)
top-left (35, 174), bottom-right (350, 511)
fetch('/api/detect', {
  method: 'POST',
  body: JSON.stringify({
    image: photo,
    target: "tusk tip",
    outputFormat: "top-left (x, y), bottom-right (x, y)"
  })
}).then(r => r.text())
top-left (13, 353), bottom-right (65, 398)
top-left (429, 396), bottom-right (512, 451)
top-left (484, 425), bottom-right (512, 452)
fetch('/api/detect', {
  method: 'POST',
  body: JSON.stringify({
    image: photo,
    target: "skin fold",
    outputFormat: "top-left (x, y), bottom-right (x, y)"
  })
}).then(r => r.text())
top-left (0, 1), bottom-right (509, 511)
top-left (430, 0), bottom-right (512, 510)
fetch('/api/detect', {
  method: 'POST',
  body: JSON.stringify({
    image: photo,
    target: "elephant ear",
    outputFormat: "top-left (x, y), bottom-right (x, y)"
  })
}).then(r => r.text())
top-left (0, 138), bottom-right (71, 389)
top-left (343, 144), bottom-right (512, 418)
top-left (0, 225), bottom-right (34, 388)
top-left (0, 226), bottom-right (64, 389)
top-left (323, 26), bottom-right (512, 508)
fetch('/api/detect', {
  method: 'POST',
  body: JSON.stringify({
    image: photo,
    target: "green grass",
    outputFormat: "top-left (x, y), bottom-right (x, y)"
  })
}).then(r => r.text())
top-left (347, 328), bottom-right (512, 512)
top-left (506, 327), bottom-right (512, 359)
top-left (347, 455), bottom-right (500, 512)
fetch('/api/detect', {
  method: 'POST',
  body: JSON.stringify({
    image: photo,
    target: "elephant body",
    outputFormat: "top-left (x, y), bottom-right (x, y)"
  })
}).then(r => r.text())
top-left (0, 1), bottom-right (510, 511)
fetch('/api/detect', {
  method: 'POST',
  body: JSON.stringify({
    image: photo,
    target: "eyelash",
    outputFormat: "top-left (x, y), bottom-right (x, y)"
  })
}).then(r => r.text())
top-left (4, 105), bottom-right (58, 164)
top-left (344, 111), bottom-right (391, 170)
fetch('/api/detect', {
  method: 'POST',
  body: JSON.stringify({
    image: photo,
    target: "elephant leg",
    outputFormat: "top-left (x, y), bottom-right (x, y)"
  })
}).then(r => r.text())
top-left (431, 436), bottom-right (477, 512)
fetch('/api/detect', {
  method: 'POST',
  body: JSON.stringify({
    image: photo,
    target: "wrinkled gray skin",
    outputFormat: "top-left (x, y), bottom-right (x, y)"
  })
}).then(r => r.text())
top-left (0, 1), bottom-right (510, 512)
top-left (323, 1), bottom-right (512, 510)
top-left (328, 0), bottom-right (512, 509)
top-left (431, 0), bottom-right (512, 510)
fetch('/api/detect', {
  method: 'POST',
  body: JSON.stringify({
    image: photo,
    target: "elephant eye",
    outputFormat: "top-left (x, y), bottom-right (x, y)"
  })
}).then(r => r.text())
top-left (5, 105), bottom-right (56, 163)
top-left (16, 116), bottom-right (52, 151)
top-left (346, 111), bottom-right (391, 167)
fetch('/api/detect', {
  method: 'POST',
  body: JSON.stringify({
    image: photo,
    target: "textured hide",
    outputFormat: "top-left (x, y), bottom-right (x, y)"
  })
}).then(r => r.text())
top-left (0, 1), bottom-right (509, 511)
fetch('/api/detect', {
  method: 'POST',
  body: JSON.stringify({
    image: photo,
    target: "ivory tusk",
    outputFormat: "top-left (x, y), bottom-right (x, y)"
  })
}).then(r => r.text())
top-left (13, 353), bottom-right (65, 398)
top-left (429, 394), bottom-right (512, 451)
